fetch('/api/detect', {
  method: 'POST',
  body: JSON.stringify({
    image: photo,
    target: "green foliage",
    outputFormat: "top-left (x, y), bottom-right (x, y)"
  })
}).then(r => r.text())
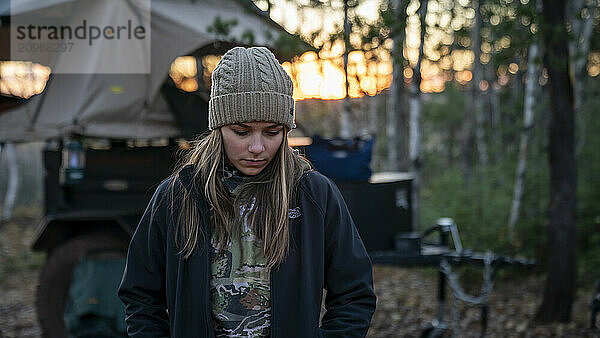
top-left (374, 0), bottom-right (409, 67)
top-left (206, 16), bottom-right (239, 38)
top-left (240, 29), bottom-right (256, 46)
top-left (205, 14), bottom-right (310, 60)
top-left (420, 161), bottom-right (516, 254)
top-left (481, 0), bottom-right (538, 65)
top-left (270, 32), bottom-right (314, 60)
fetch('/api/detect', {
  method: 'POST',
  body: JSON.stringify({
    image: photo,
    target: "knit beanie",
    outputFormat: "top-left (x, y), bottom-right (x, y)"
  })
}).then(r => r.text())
top-left (208, 46), bottom-right (295, 130)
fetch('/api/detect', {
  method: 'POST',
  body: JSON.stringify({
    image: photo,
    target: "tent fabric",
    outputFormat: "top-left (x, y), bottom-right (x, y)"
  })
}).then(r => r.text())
top-left (0, 0), bottom-right (303, 142)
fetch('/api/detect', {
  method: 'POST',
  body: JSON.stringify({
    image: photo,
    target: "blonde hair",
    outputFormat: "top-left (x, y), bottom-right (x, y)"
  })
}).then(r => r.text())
top-left (169, 128), bottom-right (308, 268)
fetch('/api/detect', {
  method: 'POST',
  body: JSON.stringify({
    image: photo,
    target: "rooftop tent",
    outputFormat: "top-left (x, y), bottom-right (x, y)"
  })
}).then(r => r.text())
top-left (0, 0), bottom-right (309, 142)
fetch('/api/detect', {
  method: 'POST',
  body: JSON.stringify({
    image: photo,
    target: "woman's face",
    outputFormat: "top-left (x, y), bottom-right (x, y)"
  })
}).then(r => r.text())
top-left (221, 121), bottom-right (285, 176)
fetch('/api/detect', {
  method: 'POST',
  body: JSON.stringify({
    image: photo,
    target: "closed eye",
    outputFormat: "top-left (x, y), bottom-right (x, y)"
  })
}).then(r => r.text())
top-left (265, 129), bottom-right (283, 136)
top-left (233, 130), bottom-right (249, 136)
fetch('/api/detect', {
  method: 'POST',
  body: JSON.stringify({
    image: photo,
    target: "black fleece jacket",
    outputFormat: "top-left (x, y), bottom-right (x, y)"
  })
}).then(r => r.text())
top-left (118, 165), bottom-right (376, 337)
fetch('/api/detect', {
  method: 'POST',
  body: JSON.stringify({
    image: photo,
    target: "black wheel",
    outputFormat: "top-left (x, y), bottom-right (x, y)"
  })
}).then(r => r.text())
top-left (36, 232), bottom-right (129, 338)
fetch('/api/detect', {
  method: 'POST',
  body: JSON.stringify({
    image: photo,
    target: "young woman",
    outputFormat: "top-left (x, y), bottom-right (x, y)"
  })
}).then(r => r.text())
top-left (119, 46), bottom-right (376, 337)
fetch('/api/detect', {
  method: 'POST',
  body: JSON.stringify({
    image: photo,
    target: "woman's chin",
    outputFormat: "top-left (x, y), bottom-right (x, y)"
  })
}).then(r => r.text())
top-left (236, 160), bottom-right (268, 175)
top-left (239, 167), bottom-right (264, 176)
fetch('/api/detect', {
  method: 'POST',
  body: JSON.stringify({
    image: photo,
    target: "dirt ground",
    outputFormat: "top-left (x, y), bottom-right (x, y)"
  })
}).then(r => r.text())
top-left (370, 265), bottom-right (596, 337)
top-left (0, 213), bottom-right (598, 337)
top-left (0, 212), bottom-right (43, 338)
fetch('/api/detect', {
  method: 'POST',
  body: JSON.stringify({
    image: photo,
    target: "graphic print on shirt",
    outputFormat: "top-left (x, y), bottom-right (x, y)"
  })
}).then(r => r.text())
top-left (210, 202), bottom-right (271, 337)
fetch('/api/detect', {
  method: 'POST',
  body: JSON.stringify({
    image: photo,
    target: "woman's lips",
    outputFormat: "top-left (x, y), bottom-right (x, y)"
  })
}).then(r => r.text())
top-left (241, 159), bottom-right (266, 167)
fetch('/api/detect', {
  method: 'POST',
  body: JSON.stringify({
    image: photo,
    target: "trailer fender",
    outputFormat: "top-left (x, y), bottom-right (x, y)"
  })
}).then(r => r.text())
top-left (31, 212), bottom-right (137, 252)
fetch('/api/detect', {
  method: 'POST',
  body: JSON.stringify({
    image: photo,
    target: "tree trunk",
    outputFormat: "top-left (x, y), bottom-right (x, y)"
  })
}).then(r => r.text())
top-left (483, 24), bottom-right (501, 156)
top-left (387, 0), bottom-right (409, 171)
top-left (409, 0), bottom-right (427, 231)
top-left (486, 63), bottom-right (502, 157)
top-left (567, 0), bottom-right (593, 154)
top-left (369, 94), bottom-right (378, 135)
top-left (510, 55), bottom-right (523, 116)
top-left (508, 39), bottom-right (540, 238)
top-left (460, 15), bottom-right (475, 185)
top-left (340, 0), bottom-right (352, 138)
top-left (471, 0), bottom-right (488, 167)
top-left (460, 108), bottom-right (474, 187)
top-left (508, 54), bottom-right (523, 138)
top-left (536, 0), bottom-right (577, 323)
top-left (1, 143), bottom-right (19, 222)
top-left (387, 75), bottom-right (399, 170)
top-left (568, 0), bottom-right (593, 111)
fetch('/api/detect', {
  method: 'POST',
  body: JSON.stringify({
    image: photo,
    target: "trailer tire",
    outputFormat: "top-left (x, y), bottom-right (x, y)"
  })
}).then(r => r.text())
top-left (36, 232), bottom-right (129, 338)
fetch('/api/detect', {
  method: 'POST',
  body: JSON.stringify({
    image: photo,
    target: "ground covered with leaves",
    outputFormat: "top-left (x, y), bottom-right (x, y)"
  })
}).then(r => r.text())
top-left (0, 211), bottom-right (44, 338)
top-left (0, 212), bottom-right (597, 337)
top-left (370, 265), bottom-right (595, 337)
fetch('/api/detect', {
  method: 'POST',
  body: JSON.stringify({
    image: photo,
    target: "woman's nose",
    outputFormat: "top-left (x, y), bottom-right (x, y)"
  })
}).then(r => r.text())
top-left (248, 138), bottom-right (265, 153)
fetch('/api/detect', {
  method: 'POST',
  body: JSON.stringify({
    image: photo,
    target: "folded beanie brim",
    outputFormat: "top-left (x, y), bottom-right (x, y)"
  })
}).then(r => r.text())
top-left (209, 91), bottom-right (295, 130)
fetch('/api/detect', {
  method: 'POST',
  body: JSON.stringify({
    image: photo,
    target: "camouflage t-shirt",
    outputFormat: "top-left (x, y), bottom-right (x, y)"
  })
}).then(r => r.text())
top-left (210, 173), bottom-right (271, 337)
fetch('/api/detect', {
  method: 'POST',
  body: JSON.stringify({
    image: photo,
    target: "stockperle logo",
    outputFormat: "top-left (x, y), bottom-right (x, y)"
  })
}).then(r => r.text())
top-left (10, 0), bottom-right (151, 74)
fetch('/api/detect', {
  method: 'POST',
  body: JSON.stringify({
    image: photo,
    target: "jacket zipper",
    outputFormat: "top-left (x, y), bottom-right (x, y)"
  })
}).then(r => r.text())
top-left (203, 210), bottom-right (215, 337)
top-left (206, 245), bottom-right (214, 337)
top-left (270, 266), bottom-right (276, 338)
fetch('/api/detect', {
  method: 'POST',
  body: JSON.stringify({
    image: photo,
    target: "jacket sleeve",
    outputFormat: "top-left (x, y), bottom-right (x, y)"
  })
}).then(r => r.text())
top-left (118, 179), bottom-right (171, 337)
top-left (319, 174), bottom-right (377, 337)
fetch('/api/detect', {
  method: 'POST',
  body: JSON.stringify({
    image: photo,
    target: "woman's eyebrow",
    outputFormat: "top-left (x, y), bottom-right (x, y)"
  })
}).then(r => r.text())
top-left (233, 123), bottom-right (281, 129)
top-left (234, 123), bottom-right (251, 128)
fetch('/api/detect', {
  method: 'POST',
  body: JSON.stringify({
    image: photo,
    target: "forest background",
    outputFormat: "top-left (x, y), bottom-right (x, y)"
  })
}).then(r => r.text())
top-left (257, 0), bottom-right (600, 323)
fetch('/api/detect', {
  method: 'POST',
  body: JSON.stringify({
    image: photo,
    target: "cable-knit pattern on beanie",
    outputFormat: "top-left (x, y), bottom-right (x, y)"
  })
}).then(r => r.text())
top-left (253, 48), bottom-right (275, 92)
top-left (208, 46), bottom-right (295, 130)
top-left (212, 51), bottom-right (237, 96)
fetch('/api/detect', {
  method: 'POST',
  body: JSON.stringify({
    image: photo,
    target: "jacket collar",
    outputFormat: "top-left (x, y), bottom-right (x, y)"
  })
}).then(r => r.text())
top-left (177, 161), bottom-right (314, 204)
top-left (177, 164), bottom-right (205, 205)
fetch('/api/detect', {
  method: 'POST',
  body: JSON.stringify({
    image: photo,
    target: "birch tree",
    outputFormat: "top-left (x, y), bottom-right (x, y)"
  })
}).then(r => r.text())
top-left (409, 0), bottom-right (427, 230)
top-left (508, 11), bottom-right (541, 237)
top-left (340, 0), bottom-right (353, 138)
top-left (568, 0), bottom-right (595, 153)
top-left (568, 0), bottom-right (594, 111)
top-left (471, 0), bottom-right (488, 167)
top-left (484, 32), bottom-right (502, 155)
top-left (386, 0), bottom-right (410, 171)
